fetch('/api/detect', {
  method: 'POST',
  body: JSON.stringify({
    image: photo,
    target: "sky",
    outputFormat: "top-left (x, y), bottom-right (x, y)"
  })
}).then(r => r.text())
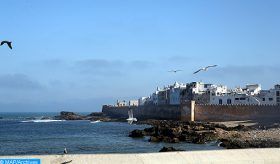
top-left (0, 0), bottom-right (279, 112)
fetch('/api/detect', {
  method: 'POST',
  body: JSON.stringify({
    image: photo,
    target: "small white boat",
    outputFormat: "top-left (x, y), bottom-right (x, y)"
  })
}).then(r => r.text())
top-left (126, 109), bottom-right (137, 124)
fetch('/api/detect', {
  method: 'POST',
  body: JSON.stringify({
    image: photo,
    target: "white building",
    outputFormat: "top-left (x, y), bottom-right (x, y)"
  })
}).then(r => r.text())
top-left (129, 100), bottom-right (139, 106)
top-left (210, 84), bottom-right (278, 105)
top-left (116, 100), bottom-right (126, 107)
top-left (191, 82), bottom-right (213, 94)
top-left (245, 84), bottom-right (261, 95)
top-left (138, 97), bottom-right (148, 106)
top-left (169, 82), bottom-right (186, 105)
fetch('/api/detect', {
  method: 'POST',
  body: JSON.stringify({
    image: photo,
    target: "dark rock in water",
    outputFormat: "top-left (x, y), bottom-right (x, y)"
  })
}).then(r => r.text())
top-left (149, 136), bottom-right (161, 142)
top-left (159, 147), bottom-right (183, 152)
top-left (144, 127), bottom-right (156, 136)
top-left (55, 111), bottom-right (86, 120)
top-left (0, 117), bottom-right (3, 119)
top-left (87, 112), bottom-right (104, 117)
top-left (129, 130), bottom-right (144, 138)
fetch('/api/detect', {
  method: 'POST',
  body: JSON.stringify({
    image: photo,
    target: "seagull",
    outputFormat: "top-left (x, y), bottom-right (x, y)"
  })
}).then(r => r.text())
top-left (127, 109), bottom-right (137, 124)
top-left (168, 69), bottom-right (182, 73)
top-left (0, 41), bottom-right (12, 49)
top-left (193, 65), bottom-right (217, 74)
top-left (64, 147), bottom-right (68, 154)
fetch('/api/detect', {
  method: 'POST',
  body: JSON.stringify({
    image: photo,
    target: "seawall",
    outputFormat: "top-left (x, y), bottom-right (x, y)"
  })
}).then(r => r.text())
top-left (1, 148), bottom-right (280, 164)
top-left (102, 105), bottom-right (181, 120)
top-left (103, 103), bottom-right (280, 122)
top-left (193, 104), bottom-right (280, 122)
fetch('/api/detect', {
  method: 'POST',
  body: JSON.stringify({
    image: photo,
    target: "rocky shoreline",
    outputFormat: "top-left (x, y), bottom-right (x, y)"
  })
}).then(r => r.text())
top-left (53, 111), bottom-right (280, 150)
top-left (129, 120), bottom-right (280, 150)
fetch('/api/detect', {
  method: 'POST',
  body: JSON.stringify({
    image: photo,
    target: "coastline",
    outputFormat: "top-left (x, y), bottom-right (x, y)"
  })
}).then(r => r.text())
top-left (1, 148), bottom-right (280, 164)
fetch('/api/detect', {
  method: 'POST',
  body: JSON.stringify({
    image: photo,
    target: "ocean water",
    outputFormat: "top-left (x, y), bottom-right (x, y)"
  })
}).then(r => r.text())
top-left (0, 113), bottom-right (222, 155)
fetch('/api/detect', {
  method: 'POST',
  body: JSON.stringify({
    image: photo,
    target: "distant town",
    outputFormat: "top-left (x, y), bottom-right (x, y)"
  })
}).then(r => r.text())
top-left (112, 82), bottom-right (280, 107)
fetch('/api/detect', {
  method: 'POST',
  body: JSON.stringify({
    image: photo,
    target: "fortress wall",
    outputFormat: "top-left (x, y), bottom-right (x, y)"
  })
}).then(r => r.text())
top-left (193, 104), bottom-right (280, 122)
top-left (102, 105), bottom-right (181, 120)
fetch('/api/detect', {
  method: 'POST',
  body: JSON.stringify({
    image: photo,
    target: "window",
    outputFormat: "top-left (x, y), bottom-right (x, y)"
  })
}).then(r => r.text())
top-left (227, 99), bottom-right (232, 104)
top-left (269, 98), bottom-right (273, 101)
top-left (235, 98), bottom-right (239, 100)
top-left (263, 98), bottom-right (265, 101)
top-left (219, 99), bottom-right (223, 105)
top-left (277, 91), bottom-right (280, 97)
top-left (277, 97), bottom-right (280, 102)
top-left (240, 98), bottom-right (246, 100)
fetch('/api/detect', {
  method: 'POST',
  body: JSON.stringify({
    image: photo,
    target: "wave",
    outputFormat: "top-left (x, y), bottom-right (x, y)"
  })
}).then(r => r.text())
top-left (21, 119), bottom-right (66, 123)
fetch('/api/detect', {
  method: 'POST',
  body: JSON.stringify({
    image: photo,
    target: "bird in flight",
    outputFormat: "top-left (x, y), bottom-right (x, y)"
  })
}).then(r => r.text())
top-left (193, 65), bottom-right (217, 74)
top-left (0, 41), bottom-right (12, 49)
top-left (168, 69), bottom-right (183, 73)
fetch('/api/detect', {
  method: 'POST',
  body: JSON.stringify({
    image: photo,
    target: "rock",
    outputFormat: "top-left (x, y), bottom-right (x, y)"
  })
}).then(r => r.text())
top-left (144, 127), bottom-right (156, 136)
top-left (149, 136), bottom-right (161, 142)
top-left (0, 117), bottom-right (3, 119)
top-left (191, 130), bottom-right (218, 144)
top-left (229, 125), bottom-right (251, 131)
top-left (159, 147), bottom-right (183, 152)
top-left (55, 111), bottom-right (86, 120)
top-left (87, 112), bottom-right (104, 117)
top-left (129, 130), bottom-right (144, 138)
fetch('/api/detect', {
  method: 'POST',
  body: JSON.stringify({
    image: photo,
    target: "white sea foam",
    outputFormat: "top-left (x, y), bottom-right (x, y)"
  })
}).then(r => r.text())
top-left (21, 119), bottom-right (65, 123)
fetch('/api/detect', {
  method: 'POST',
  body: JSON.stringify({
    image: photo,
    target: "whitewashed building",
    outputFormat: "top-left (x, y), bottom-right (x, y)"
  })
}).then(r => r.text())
top-left (210, 84), bottom-right (279, 105)
top-left (138, 97), bottom-right (148, 106)
top-left (116, 100), bottom-right (126, 107)
top-left (191, 82), bottom-right (213, 94)
top-left (129, 100), bottom-right (139, 106)
top-left (169, 82), bottom-right (186, 105)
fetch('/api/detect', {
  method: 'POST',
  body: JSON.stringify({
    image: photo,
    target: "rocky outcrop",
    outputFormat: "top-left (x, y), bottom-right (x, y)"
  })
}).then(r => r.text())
top-left (129, 120), bottom-right (280, 149)
top-left (129, 130), bottom-right (145, 138)
top-left (54, 111), bottom-right (114, 121)
top-left (55, 111), bottom-right (87, 120)
top-left (129, 121), bottom-right (220, 144)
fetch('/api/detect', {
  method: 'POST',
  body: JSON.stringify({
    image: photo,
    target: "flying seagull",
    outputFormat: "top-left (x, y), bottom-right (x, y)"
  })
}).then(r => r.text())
top-left (168, 69), bottom-right (182, 73)
top-left (0, 41), bottom-right (12, 49)
top-left (193, 65), bottom-right (217, 74)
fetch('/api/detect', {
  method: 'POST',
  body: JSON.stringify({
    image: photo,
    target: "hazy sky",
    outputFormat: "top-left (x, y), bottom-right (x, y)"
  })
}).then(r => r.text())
top-left (0, 0), bottom-right (279, 112)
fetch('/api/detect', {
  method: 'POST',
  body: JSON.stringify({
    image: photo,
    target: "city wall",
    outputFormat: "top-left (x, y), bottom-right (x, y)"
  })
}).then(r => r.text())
top-left (103, 102), bottom-right (280, 122)
top-left (102, 104), bottom-right (181, 120)
top-left (193, 104), bottom-right (280, 122)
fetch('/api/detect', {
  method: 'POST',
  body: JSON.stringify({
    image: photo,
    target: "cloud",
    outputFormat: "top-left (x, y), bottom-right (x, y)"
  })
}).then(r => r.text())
top-left (74, 59), bottom-right (154, 76)
top-left (129, 60), bottom-right (153, 69)
top-left (0, 74), bottom-right (43, 90)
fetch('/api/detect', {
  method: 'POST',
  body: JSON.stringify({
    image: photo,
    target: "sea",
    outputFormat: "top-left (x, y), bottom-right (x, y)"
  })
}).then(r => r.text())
top-left (0, 112), bottom-right (222, 155)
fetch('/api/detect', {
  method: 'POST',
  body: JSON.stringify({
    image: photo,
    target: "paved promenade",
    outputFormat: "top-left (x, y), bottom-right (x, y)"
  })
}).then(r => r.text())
top-left (1, 148), bottom-right (280, 164)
